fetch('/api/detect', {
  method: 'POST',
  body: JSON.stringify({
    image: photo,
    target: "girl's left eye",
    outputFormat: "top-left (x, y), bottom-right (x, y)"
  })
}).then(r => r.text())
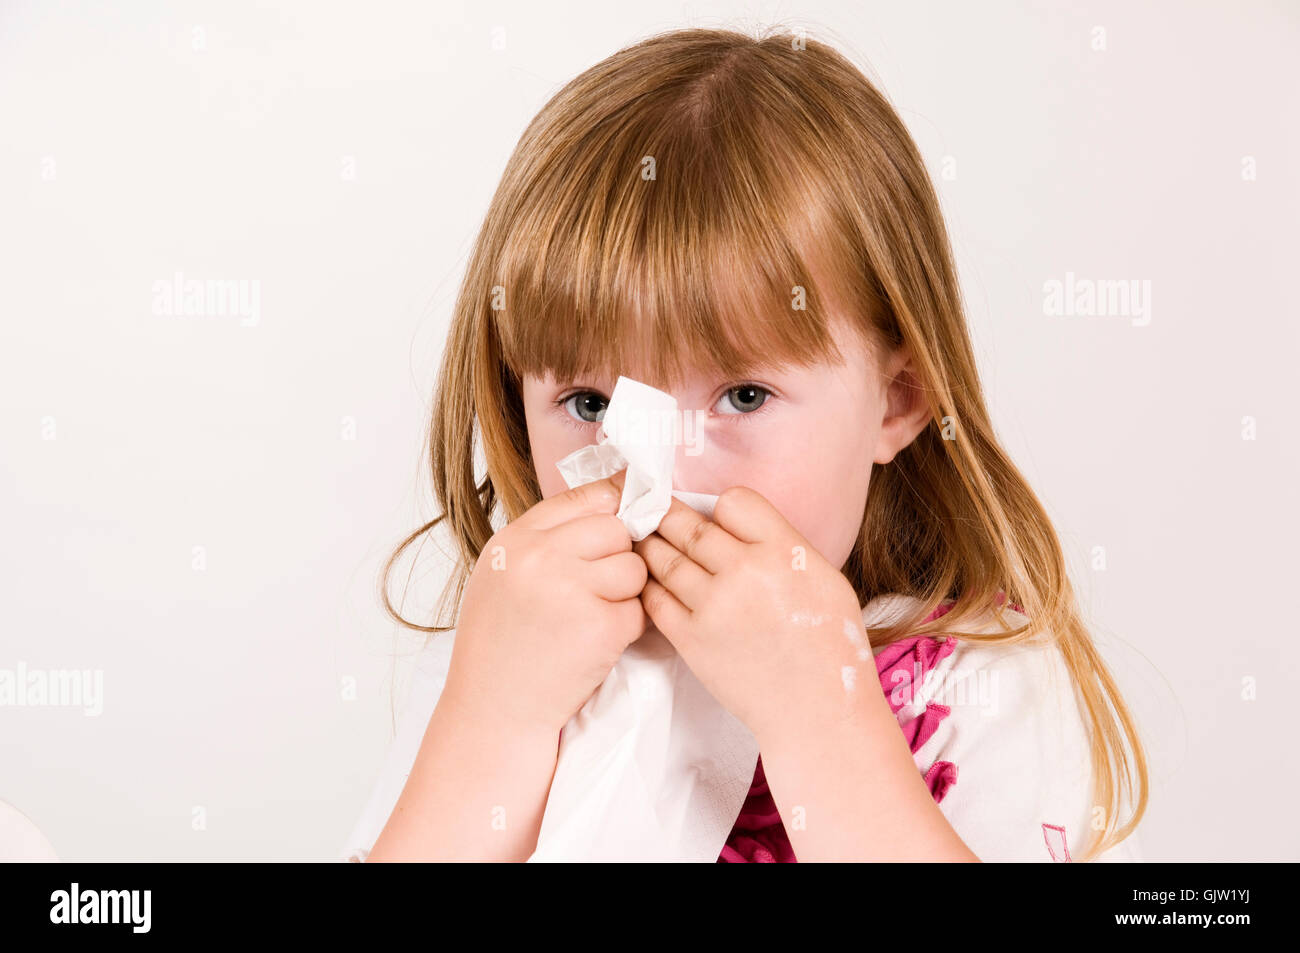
top-left (715, 384), bottom-right (773, 416)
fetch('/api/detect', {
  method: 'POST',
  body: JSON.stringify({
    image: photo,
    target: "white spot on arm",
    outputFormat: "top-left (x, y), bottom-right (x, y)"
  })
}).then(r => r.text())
top-left (841, 665), bottom-right (856, 692)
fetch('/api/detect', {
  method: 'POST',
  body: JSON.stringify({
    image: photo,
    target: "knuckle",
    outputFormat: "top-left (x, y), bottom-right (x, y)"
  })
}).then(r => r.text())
top-left (517, 537), bottom-right (552, 575)
top-left (661, 550), bottom-right (689, 586)
top-left (682, 517), bottom-right (715, 559)
top-left (715, 485), bottom-right (750, 517)
top-left (641, 584), bottom-right (668, 617)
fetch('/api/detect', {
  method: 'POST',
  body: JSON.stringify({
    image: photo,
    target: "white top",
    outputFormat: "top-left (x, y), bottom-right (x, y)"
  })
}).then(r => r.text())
top-left (339, 593), bottom-right (1144, 862)
top-left (861, 593), bottom-right (1143, 862)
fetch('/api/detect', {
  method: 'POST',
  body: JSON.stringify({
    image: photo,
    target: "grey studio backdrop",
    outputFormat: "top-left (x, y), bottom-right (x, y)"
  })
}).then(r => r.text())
top-left (0, 0), bottom-right (1296, 861)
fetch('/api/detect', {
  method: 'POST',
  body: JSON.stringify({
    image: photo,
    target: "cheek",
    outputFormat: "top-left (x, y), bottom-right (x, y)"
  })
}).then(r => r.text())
top-left (534, 455), bottom-right (572, 499)
top-left (528, 429), bottom-right (573, 499)
top-left (739, 416), bottom-right (877, 571)
top-left (767, 470), bottom-right (871, 573)
top-left (525, 409), bottom-right (602, 500)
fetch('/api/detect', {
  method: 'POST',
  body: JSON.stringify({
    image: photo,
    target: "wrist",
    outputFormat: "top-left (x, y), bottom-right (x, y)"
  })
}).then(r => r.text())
top-left (435, 686), bottom-right (563, 753)
top-left (752, 676), bottom-right (894, 757)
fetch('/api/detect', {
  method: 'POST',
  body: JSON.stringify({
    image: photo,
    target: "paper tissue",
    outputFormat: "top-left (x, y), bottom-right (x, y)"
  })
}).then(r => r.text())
top-left (526, 376), bottom-right (760, 862)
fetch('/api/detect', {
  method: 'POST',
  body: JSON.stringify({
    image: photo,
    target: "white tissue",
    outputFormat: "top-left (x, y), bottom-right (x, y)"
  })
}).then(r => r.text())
top-left (527, 376), bottom-right (760, 862)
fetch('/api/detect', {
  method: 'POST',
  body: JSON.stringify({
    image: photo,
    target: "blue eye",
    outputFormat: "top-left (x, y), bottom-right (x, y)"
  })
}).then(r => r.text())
top-left (715, 384), bottom-right (772, 415)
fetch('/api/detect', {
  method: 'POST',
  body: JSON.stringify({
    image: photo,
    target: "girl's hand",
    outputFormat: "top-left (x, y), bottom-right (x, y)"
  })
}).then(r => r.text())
top-left (633, 486), bottom-right (867, 745)
top-left (441, 469), bottom-right (649, 737)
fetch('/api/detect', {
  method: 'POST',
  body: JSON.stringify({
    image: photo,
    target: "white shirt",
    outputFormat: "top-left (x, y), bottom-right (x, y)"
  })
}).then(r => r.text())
top-left (861, 593), bottom-right (1143, 862)
top-left (339, 593), bottom-right (1144, 862)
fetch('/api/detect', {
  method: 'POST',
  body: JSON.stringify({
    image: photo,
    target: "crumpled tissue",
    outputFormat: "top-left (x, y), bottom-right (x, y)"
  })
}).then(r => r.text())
top-left (526, 376), bottom-right (760, 862)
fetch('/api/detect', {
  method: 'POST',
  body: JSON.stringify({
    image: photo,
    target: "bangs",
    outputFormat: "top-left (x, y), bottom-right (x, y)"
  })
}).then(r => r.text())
top-left (487, 72), bottom-right (876, 390)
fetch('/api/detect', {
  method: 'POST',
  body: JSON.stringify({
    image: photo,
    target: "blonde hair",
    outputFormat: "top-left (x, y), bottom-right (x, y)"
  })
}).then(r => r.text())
top-left (383, 25), bottom-right (1147, 861)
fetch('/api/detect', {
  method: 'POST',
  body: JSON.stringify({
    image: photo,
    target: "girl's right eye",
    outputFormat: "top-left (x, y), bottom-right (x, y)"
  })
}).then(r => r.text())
top-left (559, 391), bottom-right (608, 427)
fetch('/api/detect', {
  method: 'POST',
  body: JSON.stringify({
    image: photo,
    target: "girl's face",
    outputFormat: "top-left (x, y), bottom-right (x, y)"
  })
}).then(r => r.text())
top-left (519, 320), bottom-right (932, 573)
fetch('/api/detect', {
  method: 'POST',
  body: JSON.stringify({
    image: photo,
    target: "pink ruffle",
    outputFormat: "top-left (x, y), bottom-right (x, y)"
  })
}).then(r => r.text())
top-left (718, 600), bottom-right (964, 863)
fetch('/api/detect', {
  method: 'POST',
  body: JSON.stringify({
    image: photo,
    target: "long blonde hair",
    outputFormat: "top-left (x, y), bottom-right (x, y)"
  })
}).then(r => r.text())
top-left (382, 25), bottom-right (1147, 861)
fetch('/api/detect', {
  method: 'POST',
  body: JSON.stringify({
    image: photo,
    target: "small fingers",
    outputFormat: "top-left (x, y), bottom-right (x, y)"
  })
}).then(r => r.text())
top-left (549, 512), bottom-right (633, 560)
top-left (586, 550), bottom-right (649, 602)
top-left (521, 468), bottom-right (628, 532)
top-left (635, 533), bottom-right (710, 612)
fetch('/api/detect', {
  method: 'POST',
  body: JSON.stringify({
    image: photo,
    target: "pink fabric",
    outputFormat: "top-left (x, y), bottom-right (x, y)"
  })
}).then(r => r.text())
top-left (717, 598), bottom-right (979, 863)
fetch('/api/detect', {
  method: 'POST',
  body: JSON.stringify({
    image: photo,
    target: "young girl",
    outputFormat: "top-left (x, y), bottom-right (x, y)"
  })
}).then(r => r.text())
top-left (342, 26), bottom-right (1147, 863)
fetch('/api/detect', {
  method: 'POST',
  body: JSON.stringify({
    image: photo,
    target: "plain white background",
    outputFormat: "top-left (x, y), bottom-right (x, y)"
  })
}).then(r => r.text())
top-left (1, 0), bottom-right (1295, 861)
